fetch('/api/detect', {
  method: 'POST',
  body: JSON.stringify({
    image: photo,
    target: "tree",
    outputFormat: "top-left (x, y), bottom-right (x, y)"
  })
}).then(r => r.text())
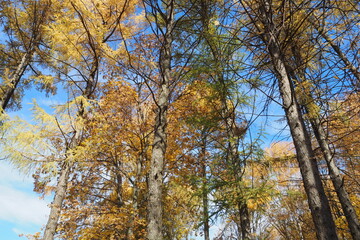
top-left (142, 0), bottom-right (174, 237)
top-left (269, 1), bottom-right (360, 237)
top-left (0, 0), bottom-right (141, 239)
top-left (191, 0), bottom-right (254, 237)
top-left (237, 1), bottom-right (338, 238)
top-left (328, 92), bottom-right (360, 239)
top-left (0, 0), bottom-right (54, 112)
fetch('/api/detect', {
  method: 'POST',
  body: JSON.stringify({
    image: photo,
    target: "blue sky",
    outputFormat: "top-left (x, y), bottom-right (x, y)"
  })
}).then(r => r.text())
top-left (0, 86), bottom-right (63, 240)
top-left (0, 162), bottom-right (50, 240)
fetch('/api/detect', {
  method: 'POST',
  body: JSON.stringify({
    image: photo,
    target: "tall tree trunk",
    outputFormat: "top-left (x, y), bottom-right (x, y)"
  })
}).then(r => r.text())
top-left (310, 117), bottom-right (360, 239)
top-left (200, 131), bottom-right (210, 240)
top-left (199, 0), bottom-right (252, 234)
top-left (289, 30), bottom-right (360, 238)
top-left (239, 201), bottom-right (250, 240)
top-left (42, 120), bottom-right (86, 240)
top-left (228, 122), bottom-right (250, 240)
top-left (42, 58), bottom-right (98, 240)
top-left (147, 72), bottom-right (169, 240)
top-left (255, 1), bottom-right (338, 239)
top-left (272, 43), bottom-right (338, 240)
top-left (43, 162), bottom-right (71, 240)
top-left (227, 120), bottom-right (250, 240)
top-left (146, 0), bottom-right (174, 239)
top-left (269, 36), bottom-right (338, 240)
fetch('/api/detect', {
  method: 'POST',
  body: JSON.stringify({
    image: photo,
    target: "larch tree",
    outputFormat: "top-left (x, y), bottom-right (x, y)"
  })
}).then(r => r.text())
top-left (0, 0), bottom-right (139, 239)
top-left (122, 0), bottom-right (201, 238)
top-left (41, 0), bottom-right (141, 238)
top-left (278, 1), bottom-right (360, 237)
top-left (195, 1), bottom-right (252, 237)
top-left (237, 0), bottom-right (338, 239)
top-left (0, 0), bottom-right (54, 112)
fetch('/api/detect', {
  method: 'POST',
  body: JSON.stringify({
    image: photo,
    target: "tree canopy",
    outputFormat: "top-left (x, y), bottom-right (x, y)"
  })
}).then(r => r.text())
top-left (0, 0), bottom-right (359, 239)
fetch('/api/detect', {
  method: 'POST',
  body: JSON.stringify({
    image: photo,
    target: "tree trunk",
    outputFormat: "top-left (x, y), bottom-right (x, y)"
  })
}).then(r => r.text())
top-left (239, 202), bottom-right (250, 240)
top-left (1, 0), bottom-right (51, 112)
top-left (146, 1), bottom-right (174, 239)
top-left (42, 59), bottom-right (97, 240)
top-left (43, 162), bottom-right (71, 240)
top-left (267, 31), bottom-right (338, 240)
top-left (310, 117), bottom-right (360, 239)
top-left (0, 52), bottom-right (31, 111)
top-left (257, 2), bottom-right (338, 239)
top-left (273, 47), bottom-right (338, 240)
top-left (289, 21), bottom-right (360, 237)
top-left (43, 120), bottom-right (86, 240)
top-left (147, 78), bottom-right (169, 240)
top-left (200, 132), bottom-right (210, 240)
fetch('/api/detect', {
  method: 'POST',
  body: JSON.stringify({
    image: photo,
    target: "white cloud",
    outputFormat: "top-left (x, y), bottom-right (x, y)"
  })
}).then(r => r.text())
top-left (37, 98), bottom-right (61, 108)
top-left (0, 163), bottom-right (50, 227)
top-left (0, 163), bottom-right (33, 186)
top-left (0, 185), bottom-right (49, 225)
top-left (12, 227), bottom-right (26, 236)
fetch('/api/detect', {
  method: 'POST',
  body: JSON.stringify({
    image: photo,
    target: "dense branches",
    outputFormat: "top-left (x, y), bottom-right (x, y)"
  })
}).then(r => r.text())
top-left (1, 0), bottom-right (359, 239)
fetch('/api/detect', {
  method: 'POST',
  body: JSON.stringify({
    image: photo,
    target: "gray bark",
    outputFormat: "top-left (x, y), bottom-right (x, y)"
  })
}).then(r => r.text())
top-left (146, 0), bottom-right (174, 239)
top-left (257, 2), bottom-right (338, 239)
top-left (290, 17), bottom-right (360, 238)
top-left (42, 162), bottom-right (71, 240)
top-left (200, 132), bottom-right (210, 240)
top-left (0, 52), bottom-right (32, 111)
top-left (273, 46), bottom-right (338, 240)
top-left (147, 79), bottom-right (169, 240)
top-left (147, 88), bottom-right (168, 239)
top-left (268, 32), bottom-right (338, 240)
top-left (310, 117), bottom-right (360, 239)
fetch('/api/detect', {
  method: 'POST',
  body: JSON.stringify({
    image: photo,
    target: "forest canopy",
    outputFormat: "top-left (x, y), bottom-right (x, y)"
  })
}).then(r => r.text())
top-left (0, 0), bottom-right (359, 239)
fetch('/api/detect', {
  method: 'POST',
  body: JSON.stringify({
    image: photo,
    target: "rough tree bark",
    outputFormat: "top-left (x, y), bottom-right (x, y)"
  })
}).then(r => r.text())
top-left (250, 1), bottom-right (339, 239)
top-left (146, 0), bottom-right (174, 239)
top-left (42, 161), bottom-right (71, 240)
top-left (310, 117), bottom-right (360, 239)
top-left (270, 36), bottom-right (338, 240)
top-left (200, 131), bottom-right (210, 240)
top-left (289, 20), bottom-right (360, 238)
